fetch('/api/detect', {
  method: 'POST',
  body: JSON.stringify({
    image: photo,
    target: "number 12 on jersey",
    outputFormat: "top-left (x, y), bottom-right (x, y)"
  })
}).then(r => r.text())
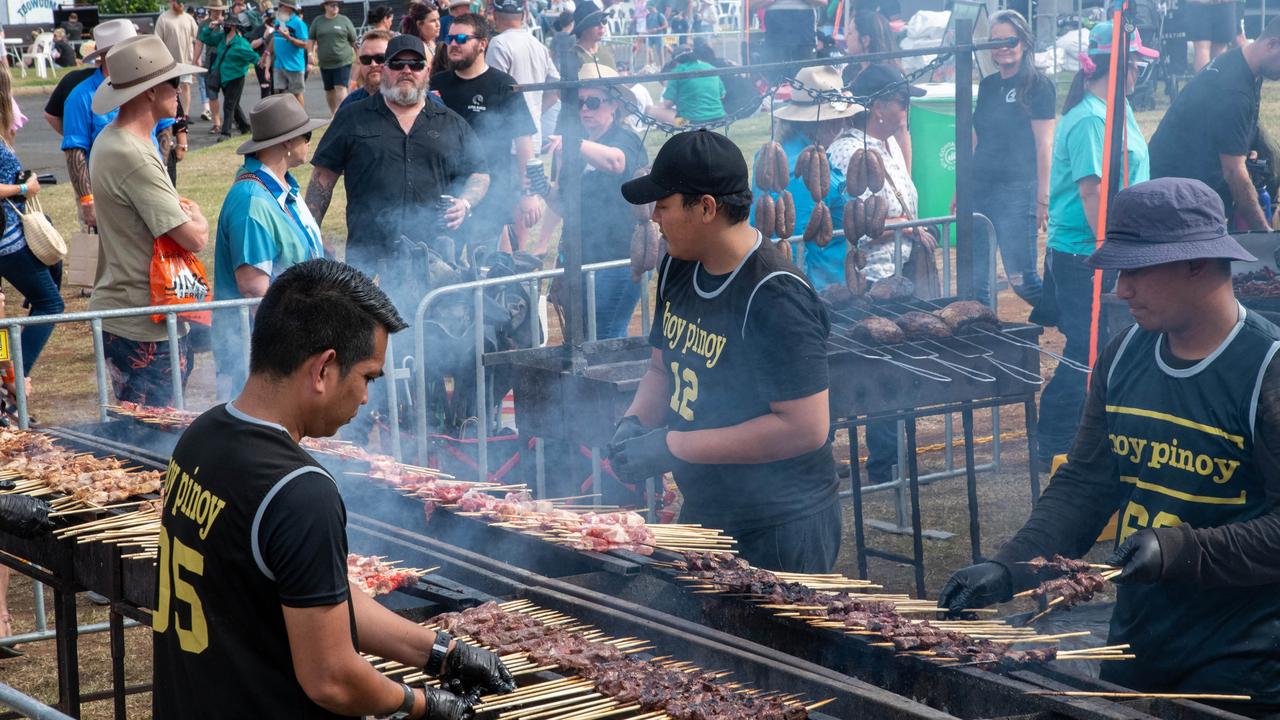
top-left (154, 527), bottom-right (209, 653)
top-left (669, 362), bottom-right (698, 422)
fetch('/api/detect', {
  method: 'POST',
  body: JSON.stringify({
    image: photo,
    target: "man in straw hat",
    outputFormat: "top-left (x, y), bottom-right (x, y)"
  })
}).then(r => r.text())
top-left (941, 177), bottom-right (1280, 713)
top-left (155, 260), bottom-right (512, 720)
top-left (608, 130), bottom-right (840, 573)
top-left (88, 35), bottom-right (210, 406)
top-left (212, 95), bottom-right (328, 398)
top-left (61, 18), bottom-right (136, 230)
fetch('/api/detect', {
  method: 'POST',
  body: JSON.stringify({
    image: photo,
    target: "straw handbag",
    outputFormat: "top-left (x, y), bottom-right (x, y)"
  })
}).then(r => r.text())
top-left (6, 195), bottom-right (66, 265)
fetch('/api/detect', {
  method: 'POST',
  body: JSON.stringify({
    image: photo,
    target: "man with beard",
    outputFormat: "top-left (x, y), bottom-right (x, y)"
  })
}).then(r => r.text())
top-left (431, 13), bottom-right (539, 256)
top-left (338, 29), bottom-right (391, 111)
top-left (306, 33), bottom-right (487, 441)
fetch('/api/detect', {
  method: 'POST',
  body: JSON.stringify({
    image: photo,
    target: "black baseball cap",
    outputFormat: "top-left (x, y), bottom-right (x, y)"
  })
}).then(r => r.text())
top-left (621, 129), bottom-right (749, 205)
top-left (385, 33), bottom-right (427, 60)
top-left (851, 63), bottom-right (926, 101)
top-left (493, 0), bottom-right (524, 13)
top-left (1087, 178), bottom-right (1256, 269)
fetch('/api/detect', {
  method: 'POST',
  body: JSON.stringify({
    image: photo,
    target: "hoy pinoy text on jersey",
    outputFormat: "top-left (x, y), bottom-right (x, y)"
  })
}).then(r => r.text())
top-left (647, 235), bottom-right (838, 532)
top-left (1099, 307), bottom-right (1280, 703)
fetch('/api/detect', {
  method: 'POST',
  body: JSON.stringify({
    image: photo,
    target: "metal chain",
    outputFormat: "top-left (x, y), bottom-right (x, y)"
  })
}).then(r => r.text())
top-left (600, 50), bottom-right (953, 136)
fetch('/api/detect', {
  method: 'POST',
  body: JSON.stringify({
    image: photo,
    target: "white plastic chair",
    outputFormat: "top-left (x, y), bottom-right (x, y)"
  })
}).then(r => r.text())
top-left (717, 0), bottom-right (740, 30)
top-left (606, 3), bottom-right (632, 35)
top-left (20, 32), bottom-right (54, 79)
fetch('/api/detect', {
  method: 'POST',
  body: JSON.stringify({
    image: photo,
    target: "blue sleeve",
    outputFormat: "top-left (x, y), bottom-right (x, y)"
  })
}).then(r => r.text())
top-left (229, 195), bottom-right (282, 271)
top-left (60, 88), bottom-right (92, 152)
top-left (1066, 116), bottom-right (1105, 184)
top-left (293, 17), bottom-right (308, 40)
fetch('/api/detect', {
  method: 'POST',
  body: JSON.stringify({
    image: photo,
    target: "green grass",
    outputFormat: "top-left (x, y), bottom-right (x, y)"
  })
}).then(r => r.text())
top-left (10, 63), bottom-right (82, 91)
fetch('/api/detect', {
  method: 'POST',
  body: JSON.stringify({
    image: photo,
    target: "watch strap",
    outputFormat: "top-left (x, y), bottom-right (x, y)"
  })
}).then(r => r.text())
top-left (428, 630), bottom-right (453, 676)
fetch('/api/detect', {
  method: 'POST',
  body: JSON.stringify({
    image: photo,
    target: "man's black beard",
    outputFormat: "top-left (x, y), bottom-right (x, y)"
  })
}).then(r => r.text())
top-left (452, 52), bottom-right (478, 72)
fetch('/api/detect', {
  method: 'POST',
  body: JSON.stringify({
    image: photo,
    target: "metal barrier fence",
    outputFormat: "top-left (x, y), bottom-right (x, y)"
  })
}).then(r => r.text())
top-left (0, 682), bottom-right (75, 720)
top-left (599, 29), bottom-right (748, 69)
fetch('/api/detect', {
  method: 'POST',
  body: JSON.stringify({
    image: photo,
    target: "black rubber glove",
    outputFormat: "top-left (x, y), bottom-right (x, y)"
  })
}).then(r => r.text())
top-left (441, 640), bottom-right (516, 696)
top-left (936, 561), bottom-right (1013, 614)
top-left (0, 495), bottom-right (51, 538)
top-left (1106, 529), bottom-right (1163, 584)
top-left (607, 415), bottom-right (647, 454)
top-left (608, 427), bottom-right (677, 483)
top-left (423, 686), bottom-right (474, 720)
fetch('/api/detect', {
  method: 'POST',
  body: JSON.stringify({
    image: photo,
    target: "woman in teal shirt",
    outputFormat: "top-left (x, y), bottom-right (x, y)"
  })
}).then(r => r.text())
top-left (213, 95), bottom-right (329, 398)
top-left (1036, 21), bottom-right (1155, 468)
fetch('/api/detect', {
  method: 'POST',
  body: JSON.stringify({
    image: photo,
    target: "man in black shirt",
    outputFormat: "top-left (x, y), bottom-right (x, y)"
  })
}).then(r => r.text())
top-left (430, 13), bottom-right (539, 256)
top-left (155, 259), bottom-right (513, 720)
top-left (1148, 18), bottom-right (1280, 231)
top-left (307, 33), bottom-right (490, 271)
top-left (42, 65), bottom-right (96, 135)
top-left (609, 130), bottom-right (840, 573)
top-left (940, 179), bottom-right (1280, 712)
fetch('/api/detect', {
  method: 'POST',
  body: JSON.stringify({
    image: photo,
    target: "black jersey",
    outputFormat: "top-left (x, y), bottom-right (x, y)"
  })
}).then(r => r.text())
top-left (153, 403), bottom-right (352, 720)
top-left (647, 234), bottom-right (838, 532)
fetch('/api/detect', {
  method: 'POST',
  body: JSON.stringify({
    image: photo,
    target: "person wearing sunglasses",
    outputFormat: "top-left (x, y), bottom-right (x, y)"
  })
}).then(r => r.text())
top-left (339, 28), bottom-right (391, 111)
top-left (432, 13), bottom-right (538, 256)
top-left (213, 95), bottom-right (328, 397)
top-left (209, 12), bottom-right (261, 142)
top-left (543, 63), bottom-right (647, 339)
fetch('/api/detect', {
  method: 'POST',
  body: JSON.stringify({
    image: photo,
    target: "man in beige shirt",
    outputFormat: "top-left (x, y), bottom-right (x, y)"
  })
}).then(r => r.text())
top-left (155, 0), bottom-right (200, 115)
top-left (90, 35), bottom-right (209, 405)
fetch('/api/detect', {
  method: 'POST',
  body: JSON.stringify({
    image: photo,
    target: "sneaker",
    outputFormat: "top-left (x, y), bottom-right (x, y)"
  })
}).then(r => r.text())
top-left (199, 109), bottom-right (212, 121)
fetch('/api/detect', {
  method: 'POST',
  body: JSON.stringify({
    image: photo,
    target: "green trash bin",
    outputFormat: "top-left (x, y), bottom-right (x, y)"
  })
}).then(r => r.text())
top-left (909, 82), bottom-right (977, 223)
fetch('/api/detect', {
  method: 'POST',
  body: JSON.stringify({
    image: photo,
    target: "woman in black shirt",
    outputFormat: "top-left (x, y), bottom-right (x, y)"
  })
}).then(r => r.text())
top-left (548, 63), bottom-right (648, 339)
top-left (971, 10), bottom-right (1055, 306)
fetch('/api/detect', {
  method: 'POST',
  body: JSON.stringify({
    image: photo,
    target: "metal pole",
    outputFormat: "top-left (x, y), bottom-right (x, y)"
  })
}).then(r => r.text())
top-left (559, 40), bottom-right (586, 373)
top-left (239, 305), bottom-right (252, 374)
top-left (640, 270), bottom-right (652, 335)
top-left (474, 286), bottom-right (489, 482)
top-left (31, 582), bottom-right (45, 633)
top-left (0, 681), bottom-right (76, 720)
top-left (10, 326), bottom-right (26, 430)
top-left (954, 18), bottom-right (976, 299)
top-left (91, 319), bottom-right (108, 423)
top-left (384, 333), bottom-right (402, 461)
top-left (165, 314), bottom-right (184, 410)
top-left (586, 270), bottom-right (598, 341)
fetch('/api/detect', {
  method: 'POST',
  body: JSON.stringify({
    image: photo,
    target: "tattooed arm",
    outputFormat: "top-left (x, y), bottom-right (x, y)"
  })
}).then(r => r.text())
top-left (443, 173), bottom-right (490, 230)
top-left (65, 148), bottom-right (94, 228)
top-left (305, 165), bottom-right (340, 255)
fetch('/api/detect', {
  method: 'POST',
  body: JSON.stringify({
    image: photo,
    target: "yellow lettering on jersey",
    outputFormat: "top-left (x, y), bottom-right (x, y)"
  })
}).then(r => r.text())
top-left (166, 459), bottom-right (228, 540)
top-left (660, 302), bottom-right (728, 369)
top-left (1107, 433), bottom-right (1244, 485)
top-left (1119, 500), bottom-right (1184, 542)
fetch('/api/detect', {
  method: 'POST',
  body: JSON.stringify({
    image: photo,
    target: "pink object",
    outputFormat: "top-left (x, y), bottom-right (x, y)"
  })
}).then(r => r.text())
top-left (1078, 52), bottom-right (1097, 78)
top-left (10, 97), bottom-right (25, 132)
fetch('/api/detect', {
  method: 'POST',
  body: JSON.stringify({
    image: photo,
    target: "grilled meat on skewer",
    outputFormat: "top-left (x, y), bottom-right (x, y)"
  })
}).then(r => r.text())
top-left (1022, 555), bottom-right (1096, 574)
top-left (895, 311), bottom-right (952, 340)
top-left (867, 275), bottom-right (915, 303)
top-left (850, 317), bottom-right (906, 346)
top-left (937, 300), bottom-right (999, 334)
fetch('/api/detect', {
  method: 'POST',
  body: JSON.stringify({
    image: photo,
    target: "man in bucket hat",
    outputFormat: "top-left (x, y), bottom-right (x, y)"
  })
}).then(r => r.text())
top-left (88, 35), bottom-right (210, 407)
top-left (942, 177), bottom-right (1280, 713)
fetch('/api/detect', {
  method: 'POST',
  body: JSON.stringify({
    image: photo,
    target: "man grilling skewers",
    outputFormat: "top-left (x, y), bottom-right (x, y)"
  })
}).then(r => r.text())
top-left (940, 178), bottom-right (1280, 714)
top-left (154, 260), bottom-right (514, 719)
top-left (608, 130), bottom-right (841, 573)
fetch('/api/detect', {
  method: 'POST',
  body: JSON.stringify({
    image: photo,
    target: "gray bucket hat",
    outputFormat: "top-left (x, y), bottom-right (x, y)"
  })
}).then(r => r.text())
top-left (1086, 177), bottom-right (1257, 270)
top-left (237, 95), bottom-right (330, 154)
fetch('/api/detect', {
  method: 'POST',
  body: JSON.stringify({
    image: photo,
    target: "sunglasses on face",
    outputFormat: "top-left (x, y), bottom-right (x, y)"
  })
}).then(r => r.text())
top-left (359, 53), bottom-right (385, 65)
top-left (578, 96), bottom-right (607, 110)
top-left (387, 58), bottom-right (427, 71)
top-left (444, 33), bottom-right (474, 44)
top-left (299, 131), bottom-right (312, 143)
top-left (167, 76), bottom-right (181, 88)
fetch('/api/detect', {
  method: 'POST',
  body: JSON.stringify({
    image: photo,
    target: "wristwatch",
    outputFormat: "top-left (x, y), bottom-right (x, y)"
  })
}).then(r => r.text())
top-left (384, 683), bottom-right (415, 720)
top-left (427, 630), bottom-right (453, 676)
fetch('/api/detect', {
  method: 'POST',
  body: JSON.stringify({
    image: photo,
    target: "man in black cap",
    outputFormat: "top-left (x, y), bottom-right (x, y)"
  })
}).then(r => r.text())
top-left (572, 1), bottom-right (615, 69)
top-left (608, 130), bottom-right (840, 573)
top-left (940, 177), bottom-right (1280, 713)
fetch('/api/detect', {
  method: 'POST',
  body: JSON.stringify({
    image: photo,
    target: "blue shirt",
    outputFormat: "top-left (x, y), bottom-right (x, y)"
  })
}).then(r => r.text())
top-left (1048, 93), bottom-right (1149, 256)
top-left (60, 69), bottom-right (114, 153)
top-left (272, 15), bottom-right (309, 72)
top-left (747, 133), bottom-right (848, 290)
top-left (0, 142), bottom-right (26, 256)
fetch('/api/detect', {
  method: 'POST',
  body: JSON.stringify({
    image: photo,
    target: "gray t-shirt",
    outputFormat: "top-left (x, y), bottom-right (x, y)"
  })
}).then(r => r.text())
top-left (89, 125), bottom-right (190, 341)
top-left (486, 28), bottom-right (559, 146)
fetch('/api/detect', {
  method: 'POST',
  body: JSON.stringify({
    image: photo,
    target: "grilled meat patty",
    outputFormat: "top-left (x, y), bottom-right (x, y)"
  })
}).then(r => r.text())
top-left (895, 311), bottom-right (952, 340)
top-left (850, 317), bottom-right (906, 346)
top-left (867, 275), bottom-right (915, 303)
top-left (937, 300), bottom-right (999, 334)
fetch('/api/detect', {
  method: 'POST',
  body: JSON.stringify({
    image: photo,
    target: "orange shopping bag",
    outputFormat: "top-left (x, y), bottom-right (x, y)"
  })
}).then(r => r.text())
top-left (149, 235), bottom-right (212, 326)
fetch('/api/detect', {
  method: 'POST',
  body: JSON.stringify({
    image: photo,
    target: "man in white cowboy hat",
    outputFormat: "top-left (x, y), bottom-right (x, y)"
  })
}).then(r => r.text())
top-left (155, 0), bottom-right (201, 114)
top-left (767, 64), bottom-right (857, 290)
top-left (60, 18), bottom-right (137, 230)
top-left (88, 35), bottom-right (210, 407)
top-left (265, 0), bottom-right (309, 106)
